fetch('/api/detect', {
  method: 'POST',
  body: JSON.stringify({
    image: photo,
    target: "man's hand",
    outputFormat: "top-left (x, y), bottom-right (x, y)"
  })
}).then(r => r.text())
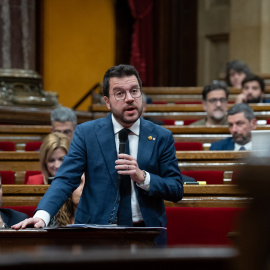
top-left (11, 217), bottom-right (45, 230)
top-left (116, 153), bottom-right (145, 184)
top-left (235, 93), bottom-right (247, 104)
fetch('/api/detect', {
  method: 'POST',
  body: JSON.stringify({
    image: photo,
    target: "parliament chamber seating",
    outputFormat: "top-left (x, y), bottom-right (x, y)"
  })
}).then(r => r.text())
top-left (174, 141), bottom-right (203, 151)
top-left (166, 207), bottom-right (244, 246)
top-left (25, 141), bottom-right (43, 151)
top-left (2, 205), bottom-right (37, 218)
top-left (181, 170), bottom-right (224, 184)
top-left (24, 170), bottom-right (42, 184)
top-left (0, 171), bottom-right (15, 184)
top-left (0, 141), bottom-right (16, 151)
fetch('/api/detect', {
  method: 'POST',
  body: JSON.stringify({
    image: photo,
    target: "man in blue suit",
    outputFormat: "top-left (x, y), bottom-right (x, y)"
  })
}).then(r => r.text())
top-left (13, 65), bottom-right (184, 245)
top-left (210, 103), bottom-right (257, 151)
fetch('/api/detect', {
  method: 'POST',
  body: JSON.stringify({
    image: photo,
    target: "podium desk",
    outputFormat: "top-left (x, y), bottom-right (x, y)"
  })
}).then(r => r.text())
top-left (0, 245), bottom-right (237, 270)
top-left (0, 226), bottom-right (162, 250)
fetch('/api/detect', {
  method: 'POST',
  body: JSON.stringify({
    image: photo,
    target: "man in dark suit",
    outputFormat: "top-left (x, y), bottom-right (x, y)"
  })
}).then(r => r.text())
top-left (0, 175), bottom-right (28, 228)
top-left (210, 103), bottom-right (257, 151)
top-left (12, 64), bottom-right (184, 245)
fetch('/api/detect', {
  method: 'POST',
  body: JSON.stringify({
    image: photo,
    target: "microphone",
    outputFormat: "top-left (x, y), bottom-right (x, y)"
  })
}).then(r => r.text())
top-left (119, 128), bottom-right (129, 155)
top-left (118, 129), bottom-right (130, 181)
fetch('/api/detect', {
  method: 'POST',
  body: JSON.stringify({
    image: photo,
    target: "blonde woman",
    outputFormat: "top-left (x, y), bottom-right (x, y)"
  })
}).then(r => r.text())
top-left (27, 132), bottom-right (85, 226)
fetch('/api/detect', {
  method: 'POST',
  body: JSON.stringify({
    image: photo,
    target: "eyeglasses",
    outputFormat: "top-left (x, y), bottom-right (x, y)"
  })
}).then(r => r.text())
top-left (53, 129), bottom-right (73, 135)
top-left (207, 98), bottom-right (227, 104)
top-left (111, 88), bottom-right (142, 101)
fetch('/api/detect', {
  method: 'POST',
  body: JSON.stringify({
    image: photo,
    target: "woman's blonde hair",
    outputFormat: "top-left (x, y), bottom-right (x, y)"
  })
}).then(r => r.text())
top-left (40, 132), bottom-right (70, 184)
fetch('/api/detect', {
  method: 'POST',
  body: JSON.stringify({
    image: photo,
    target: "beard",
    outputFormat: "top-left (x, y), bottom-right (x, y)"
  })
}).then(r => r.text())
top-left (211, 109), bottom-right (226, 121)
top-left (247, 96), bottom-right (263, 103)
top-left (110, 102), bottom-right (143, 125)
top-left (232, 133), bottom-right (251, 145)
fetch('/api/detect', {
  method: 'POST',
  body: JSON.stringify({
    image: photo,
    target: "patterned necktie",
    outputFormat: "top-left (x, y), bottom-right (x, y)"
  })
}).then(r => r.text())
top-left (239, 146), bottom-right (246, 151)
top-left (117, 129), bottom-right (133, 226)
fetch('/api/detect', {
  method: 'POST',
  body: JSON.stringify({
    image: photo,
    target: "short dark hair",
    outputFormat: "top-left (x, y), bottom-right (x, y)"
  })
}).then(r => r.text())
top-left (241, 74), bottom-right (265, 92)
top-left (102, 64), bottom-right (142, 97)
top-left (225, 60), bottom-right (252, 86)
top-left (202, 83), bottom-right (229, 100)
top-left (227, 103), bottom-right (255, 121)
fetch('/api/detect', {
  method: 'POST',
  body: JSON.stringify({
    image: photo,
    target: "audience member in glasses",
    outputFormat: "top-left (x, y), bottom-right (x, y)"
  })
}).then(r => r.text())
top-left (26, 132), bottom-right (85, 226)
top-left (0, 175), bottom-right (29, 228)
top-left (210, 103), bottom-right (257, 151)
top-left (12, 64), bottom-right (183, 245)
top-left (225, 59), bottom-right (252, 89)
top-left (235, 74), bottom-right (270, 104)
top-left (190, 83), bottom-right (229, 126)
top-left (51, 106), bottom-right (77, 142)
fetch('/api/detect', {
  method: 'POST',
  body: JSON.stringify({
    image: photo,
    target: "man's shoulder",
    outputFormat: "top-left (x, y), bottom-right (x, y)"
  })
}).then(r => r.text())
top-left (210, 137), bottom-right (234, 150)
top-left (189, 118), bottom-right (206, 126)
top-left (0, 208), bottom-right (29, 226)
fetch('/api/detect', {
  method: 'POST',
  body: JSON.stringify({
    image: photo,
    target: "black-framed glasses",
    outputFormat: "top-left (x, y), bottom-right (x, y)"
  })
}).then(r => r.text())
top-left (207, 98), bottom-right (227, 104)
top-left (111, 88), bottom-right (142, 101)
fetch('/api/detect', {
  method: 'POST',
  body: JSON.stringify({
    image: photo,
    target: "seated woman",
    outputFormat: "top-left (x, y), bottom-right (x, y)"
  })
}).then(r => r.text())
top-left (26, 132), bottom-right (85, 226)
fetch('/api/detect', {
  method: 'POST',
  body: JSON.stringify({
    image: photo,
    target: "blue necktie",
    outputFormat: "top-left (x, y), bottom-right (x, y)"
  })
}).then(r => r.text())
top-left (239, 146), bottom-right (246, 151)
top-left (117, 129), bottom-right (133, 226)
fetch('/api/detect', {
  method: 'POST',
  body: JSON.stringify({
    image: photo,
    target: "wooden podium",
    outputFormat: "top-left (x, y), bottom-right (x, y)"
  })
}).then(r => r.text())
top-left (0, 226), bottom-right (163, 251)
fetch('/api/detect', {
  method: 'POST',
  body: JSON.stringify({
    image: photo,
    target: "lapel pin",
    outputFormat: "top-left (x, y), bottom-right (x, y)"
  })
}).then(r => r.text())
top-left (148, 136), bottom-right (152, 140)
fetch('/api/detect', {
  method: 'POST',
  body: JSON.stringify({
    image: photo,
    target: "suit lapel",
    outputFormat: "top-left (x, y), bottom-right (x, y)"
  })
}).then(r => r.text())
top-left (137, 118), bottom-right (157, 170)
top-left (96, 114), bottom-right (118, 188)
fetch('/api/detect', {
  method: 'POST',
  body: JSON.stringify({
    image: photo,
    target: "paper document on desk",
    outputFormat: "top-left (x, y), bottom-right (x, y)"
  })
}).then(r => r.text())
top-left (66, 224), bottom-right (166, 230)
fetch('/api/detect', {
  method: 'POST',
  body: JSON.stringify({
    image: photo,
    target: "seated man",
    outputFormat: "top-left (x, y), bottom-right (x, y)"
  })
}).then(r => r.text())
top-left (210, 103), bottom-right (257, 151)
top-left (190, 83), bottom-right (228, 126)
top-left (235, 74), bottom-right (270, 104)
top-left (0, 175), bottom-right (28, 228)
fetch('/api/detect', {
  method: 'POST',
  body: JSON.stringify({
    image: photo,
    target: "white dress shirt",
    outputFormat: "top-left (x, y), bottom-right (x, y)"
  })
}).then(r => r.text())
top-left (234, 141), bottom-right (252, 151)
top-left (112, 115), bottom-right (150, 222)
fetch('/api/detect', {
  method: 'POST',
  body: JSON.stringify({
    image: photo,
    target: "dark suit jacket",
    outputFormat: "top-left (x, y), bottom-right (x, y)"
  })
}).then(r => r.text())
top-left (210, 137), bottom-right (234, 150)
top-left (37, 114), bottom-right (184, 245)
top-left (0, 208), bottom-right (28, 227)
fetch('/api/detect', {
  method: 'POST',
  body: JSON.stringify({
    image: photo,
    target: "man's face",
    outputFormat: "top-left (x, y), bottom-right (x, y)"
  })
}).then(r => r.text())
top-left (52, 121), bottom-right (75, 142)
top-left (228, 112), bottom-right (257, 145)
top-left (203, 89), bottom-right (228, 121)
top-left (229, 70), bottom-right (246, 88)
top-left (104, 75), bottom-right (143, 128)
top-left (242, 80), bottom-right (264, 103)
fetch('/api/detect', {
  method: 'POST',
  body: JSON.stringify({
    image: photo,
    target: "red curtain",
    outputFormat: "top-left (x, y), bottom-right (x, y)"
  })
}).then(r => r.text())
top-left (128, 0), bottom-right (154, 86)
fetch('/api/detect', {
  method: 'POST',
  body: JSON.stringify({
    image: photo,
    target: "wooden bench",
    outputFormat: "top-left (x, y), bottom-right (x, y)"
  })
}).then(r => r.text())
top-left (0, 150), bottom-right (253, 184)
top-left (142, 86), bottom-right (270, 103)
top-left (90, 104), bottom-right (270, 122)
top-left (1, 184), bottom-right (250, 208)
top-left (0, 105), bottom-right (93, 125)
top-left (0, 125), bottom-right (51, 151)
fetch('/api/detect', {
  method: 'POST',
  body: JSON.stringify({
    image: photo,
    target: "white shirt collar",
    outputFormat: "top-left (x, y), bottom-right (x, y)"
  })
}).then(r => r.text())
top-left (234, 141), bottom-right (252, 151)
top-left (111, 114), bottom-right (140, 136)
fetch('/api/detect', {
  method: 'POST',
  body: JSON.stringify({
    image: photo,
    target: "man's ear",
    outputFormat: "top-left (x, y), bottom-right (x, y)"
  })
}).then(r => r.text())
top-left (104, 96), bottom-right (110, 110)
top-left (251, 118), bottom-right (258, 130)
top-left (202, 100), bottom-right (207, 112)
top-left (261, 91), bottom-right (265, 102)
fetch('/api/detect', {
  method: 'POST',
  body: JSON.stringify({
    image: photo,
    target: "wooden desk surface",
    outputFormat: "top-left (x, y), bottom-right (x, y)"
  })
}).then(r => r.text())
top-left (2, 184), bottom-right (251, 208)
top-left (0, 227), bottom-right (161, 249)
